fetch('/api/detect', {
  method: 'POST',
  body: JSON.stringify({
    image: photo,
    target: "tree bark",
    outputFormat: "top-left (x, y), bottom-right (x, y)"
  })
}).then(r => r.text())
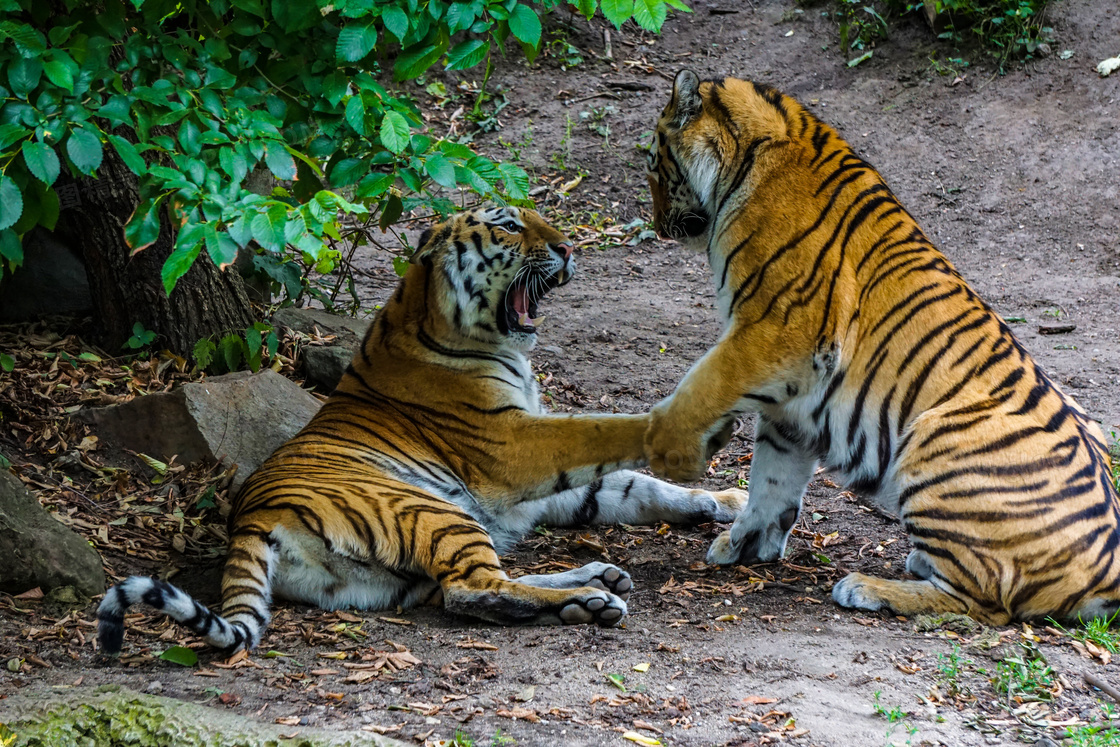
top-left (51, 133), bottom-right (254, 358)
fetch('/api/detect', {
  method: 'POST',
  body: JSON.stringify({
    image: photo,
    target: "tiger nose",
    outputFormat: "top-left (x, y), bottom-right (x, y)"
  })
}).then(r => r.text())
top-left (552, 241), bottom-right (574, 259)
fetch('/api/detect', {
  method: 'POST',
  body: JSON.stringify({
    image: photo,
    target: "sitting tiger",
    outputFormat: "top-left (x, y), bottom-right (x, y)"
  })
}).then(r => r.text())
top-left (643, 70), bottom-right (1120, 624)
top-left (98, 206), bottom-right (745, 654)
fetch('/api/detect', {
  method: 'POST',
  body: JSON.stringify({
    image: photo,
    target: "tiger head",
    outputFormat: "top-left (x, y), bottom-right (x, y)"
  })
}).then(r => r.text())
top-left (410, 206), bottom-right (575, 350)
top-left (647, 70), bottom-right (790, 248)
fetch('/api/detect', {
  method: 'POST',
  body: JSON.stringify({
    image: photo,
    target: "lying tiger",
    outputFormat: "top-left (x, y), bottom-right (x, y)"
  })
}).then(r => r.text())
top-left (643, 71), bottom-right (1120, 624)
top-left (98, 206), bottom-right (745, 654)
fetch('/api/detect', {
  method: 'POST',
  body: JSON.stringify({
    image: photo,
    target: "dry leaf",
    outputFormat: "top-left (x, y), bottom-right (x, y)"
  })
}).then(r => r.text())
top-left (457, 638), bottom-right (499, 651)
top-left (497, 707), bottom-right (540, 723)
top-left (622, 731), bottom-right (661, 746)
top-left (742, 696), bottom-right (778, 705)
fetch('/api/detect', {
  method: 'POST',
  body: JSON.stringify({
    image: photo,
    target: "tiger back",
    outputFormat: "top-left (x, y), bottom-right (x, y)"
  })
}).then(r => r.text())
top-left (642, 71), bottom-right (1119, 624)
top-left (97, 205), bottom-right (746, 654)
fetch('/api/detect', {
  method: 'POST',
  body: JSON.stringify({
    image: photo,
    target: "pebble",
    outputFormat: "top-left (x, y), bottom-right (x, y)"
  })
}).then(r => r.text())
top-left (145, 681), bottom-right (163, 694)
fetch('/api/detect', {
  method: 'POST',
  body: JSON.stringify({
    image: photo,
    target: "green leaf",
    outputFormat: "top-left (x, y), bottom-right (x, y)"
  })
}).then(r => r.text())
top-left (380, 111), bottom-right (411, 155)
top-left (251, 204), bottom-right (288, 251)
top-left (43, 55), bottom-right (76, 93)
top-left (159, 646), bottom-right (198, 667)
top-left (573, 0), bottom-right (598, 19)
top-left (498, 163), bottom-right (530, 200)
top-left (0, 176), bottom-right (23, 232)
top-left (0, 20), bottom-right (46, 56)
top-left (205, 224), bottom-right (238, 269)
top-left (381, 6), bottom-right (409, 40)
top-left (662, 0), bottom-right (691, 11)
top-left (0, 353), bottom-right (14, 373)
top-left (7, 57), bottom-right (42, 98)
top-left (125, 198), bottom-right (162, 253)
top-left (38, 186), bottom-right (59, 230)
top-left (508, 4), bottom-right (542, 47)
top-left (0, 124), bottom-right (30, 151)
top-left (392, 255), bottom-right (409, 276)
top-left (66, 129), bottom-right (103, 176)
top-left (336, 20), bottom-right (378, 62)
top-left (99, 95), bottom-right (132, 127)
top-left (600, 0), bottom-right (635, 28)
top-left (108, 135), bottom-right (148, 175)
top-left (345, 95), bottom-right (366, 135)
top-left (445, 39), bottom-right (490, 70)
top-left (632, 0), bottom-right (668, 31)
top-left (265, 145), bottom-right (297, 180)
top-left (394, 44), bottom-right (444, 81)
top-left (161, 243), bottom-right (202, 295)
top-left (22, 141), bottom-right (60, 186)
top-left (0, 229), bottom-right (23, 269)
top-left (424, 153), bottom-right (457, 190)
top-left (379, 192), bottom-right (403, 231)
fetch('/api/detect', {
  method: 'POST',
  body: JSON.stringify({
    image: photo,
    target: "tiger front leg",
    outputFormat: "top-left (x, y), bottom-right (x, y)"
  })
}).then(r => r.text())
top-left (707, 416), bottom-right (817, 566)
top-left (534, 470), bottom-right (747, 527)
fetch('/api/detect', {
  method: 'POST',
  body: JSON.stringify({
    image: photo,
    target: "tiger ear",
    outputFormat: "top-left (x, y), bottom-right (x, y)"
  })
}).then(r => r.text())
top-left (410, 226), bottom-right (437, 264)
top-left (671, 69), bottom-right (703, 127)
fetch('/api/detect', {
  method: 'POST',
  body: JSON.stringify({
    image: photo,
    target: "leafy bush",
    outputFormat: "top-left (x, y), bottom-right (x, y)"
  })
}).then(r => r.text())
top-left (828, 0), bottom-right (1053, 68)
top-left (0, 0), bottom-right (687, 302)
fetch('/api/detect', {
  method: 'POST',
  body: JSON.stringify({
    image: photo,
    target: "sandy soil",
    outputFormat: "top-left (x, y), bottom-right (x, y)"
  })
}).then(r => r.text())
top-left (2, 1), bottom-right (1119, 746)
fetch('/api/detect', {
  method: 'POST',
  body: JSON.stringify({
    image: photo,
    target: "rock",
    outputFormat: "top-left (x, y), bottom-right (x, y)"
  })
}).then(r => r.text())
top-left (0, 469), bottom-right (105, 596)
top-left (303, 345), bottom-right (355, 391)
top-left (271, 307), bottom-right (370, 390)
top-left (272, 306), bottom-right (370, 343)
top-left (0, 685), bottom-right (405, 746)
top-left (78, 370), bottom-right (321, 495)
top-left (1038, 323), bottom-right (1076, 335)
top-left (0, 229), bottom-right (92, 321)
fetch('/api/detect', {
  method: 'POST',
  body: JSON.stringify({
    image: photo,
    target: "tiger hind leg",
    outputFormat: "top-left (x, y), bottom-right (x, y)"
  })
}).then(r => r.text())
top-left (832, 572), bottom-right (978, 619)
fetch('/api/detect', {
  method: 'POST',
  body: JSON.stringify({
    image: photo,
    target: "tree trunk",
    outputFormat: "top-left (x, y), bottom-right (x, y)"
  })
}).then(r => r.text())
top-left (51, 134), bottom-right (254, 358)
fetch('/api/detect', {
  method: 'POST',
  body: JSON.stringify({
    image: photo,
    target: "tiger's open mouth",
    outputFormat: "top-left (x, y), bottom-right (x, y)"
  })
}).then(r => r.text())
top-left (500, 267), bottom-right (572, 335)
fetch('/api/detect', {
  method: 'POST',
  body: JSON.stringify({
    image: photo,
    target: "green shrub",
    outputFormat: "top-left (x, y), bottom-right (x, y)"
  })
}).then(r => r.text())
top-left (0, 0), bottom-right (688, 298)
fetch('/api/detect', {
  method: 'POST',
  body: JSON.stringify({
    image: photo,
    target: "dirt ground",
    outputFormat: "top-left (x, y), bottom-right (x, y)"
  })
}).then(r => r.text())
top-left (3, 1), bottom-right (1120, 745)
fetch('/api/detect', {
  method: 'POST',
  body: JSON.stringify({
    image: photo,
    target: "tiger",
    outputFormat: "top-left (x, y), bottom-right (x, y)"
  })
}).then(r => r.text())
top-left (642, 70), bottom-right (1120, 625)
top-left (97, 205), bottom-right (746, 655)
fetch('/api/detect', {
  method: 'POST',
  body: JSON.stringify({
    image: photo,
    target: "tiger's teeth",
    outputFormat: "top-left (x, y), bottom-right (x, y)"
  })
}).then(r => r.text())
top-left (530, 315), bottom-right (546, 327)
top-left (518, 311), bottom-right (534, 328)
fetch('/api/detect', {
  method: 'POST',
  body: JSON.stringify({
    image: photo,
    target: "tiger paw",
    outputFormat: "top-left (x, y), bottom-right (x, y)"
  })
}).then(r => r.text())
top-left (580, 562), bottom-right (633, 601)
top-left (710, 488), bottom-right (748, 522)
top-left (559, 590), bottom-right (627, 627)
top-left (831, 573), bottom-right (884, 612)
top-left (706, 524), bottom-right (784, 566)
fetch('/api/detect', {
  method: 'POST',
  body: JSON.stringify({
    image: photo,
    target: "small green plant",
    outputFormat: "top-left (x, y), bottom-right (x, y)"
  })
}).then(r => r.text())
top-left (491, 729), bottom-right (516, 747)
top-left (552, 113), bottom-right (576, 171)
top-left (928, 52), bottom-right (971, 77)
top-left (1048, 610), bottom-right (1120, 654)
top-left (836, 0), bottom-right (889, 54)
top-left (125, 322), bottom-right (157, 350)
top-left (992, 643), bottom-right (1057, 702)
top-left (1066, 704), bottom-right (1120, 747)
top-left (193, 322), bottom-right (278, 374)
top-left (1043, 307), bottom-right (1064, 319)
top-left (935, 643), bottom-right (972, 696)
top-left (546, 37), bottom-right (585, 69)
top-left (872, 692), bottom-right (918, 745)
top-left (580, 105), bottom-right (617, 147)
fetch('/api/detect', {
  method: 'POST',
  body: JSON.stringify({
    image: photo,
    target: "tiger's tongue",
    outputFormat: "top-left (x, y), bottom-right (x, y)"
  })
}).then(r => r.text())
top-left (510, 286), bottom-right (545, 329)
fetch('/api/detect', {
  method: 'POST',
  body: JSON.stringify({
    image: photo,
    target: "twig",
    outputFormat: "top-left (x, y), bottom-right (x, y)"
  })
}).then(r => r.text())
top-left (569, 91), bottom-right (623, 103)
top-left (1084, 672), bottom-right (1120, 705)
top-left (603, 29), bottom-right (613, 60)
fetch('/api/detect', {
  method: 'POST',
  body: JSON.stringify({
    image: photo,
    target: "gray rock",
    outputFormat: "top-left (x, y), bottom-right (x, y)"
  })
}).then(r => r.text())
top-left (303, 345), bottom-right (356, 391)
top-left (271, 307), bottom-right (370, 390)
top-left (0, 229), bottom-right (92, 321)
top-left (0, 469), bottom-right (105, 596)
top-left (78, 370), bottom-right (321, 495)
top-left (271, 306), bottom-right (370, 343)
top-left (0, 685), bottom-right (405, 746)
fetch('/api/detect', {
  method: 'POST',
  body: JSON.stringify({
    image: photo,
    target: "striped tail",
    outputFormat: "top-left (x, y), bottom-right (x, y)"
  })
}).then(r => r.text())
top-left (97, 534), bottom-right (275, 655)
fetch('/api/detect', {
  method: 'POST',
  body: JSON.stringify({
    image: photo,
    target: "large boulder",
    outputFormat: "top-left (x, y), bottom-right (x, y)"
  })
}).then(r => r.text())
top-left (78, 370), bottom-right (321, 494)
top-left (0, 469), bottom-right (105, 596)
top-left (0, 685), bottom-right (405, 747)
top-left (271, 307), bottom-right (370, 390)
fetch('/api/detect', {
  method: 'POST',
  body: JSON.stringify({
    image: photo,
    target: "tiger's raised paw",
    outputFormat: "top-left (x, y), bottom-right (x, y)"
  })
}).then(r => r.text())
top-left (580, 562), bottom-right (633, 601)
top-left (559, 590), bottom-right (628, 627)
top-left (831, 573), bottom-right (884, 612)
